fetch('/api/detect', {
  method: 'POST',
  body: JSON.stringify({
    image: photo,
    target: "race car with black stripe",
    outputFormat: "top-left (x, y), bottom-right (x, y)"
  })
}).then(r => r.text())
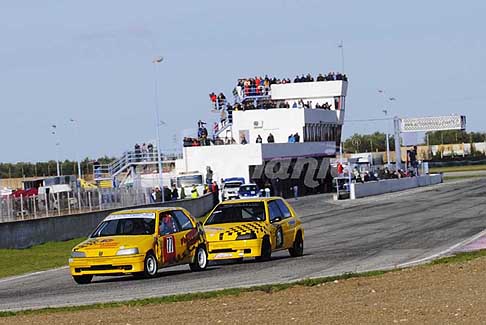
top-left (69, 207), bottom-right (208, 284)
top-left (203, 197), bottom-right (304, 261)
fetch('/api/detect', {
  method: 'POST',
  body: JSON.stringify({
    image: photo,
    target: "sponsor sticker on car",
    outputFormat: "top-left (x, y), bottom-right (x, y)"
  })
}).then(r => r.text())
top-left (214, 253), bottom-right (233, 259)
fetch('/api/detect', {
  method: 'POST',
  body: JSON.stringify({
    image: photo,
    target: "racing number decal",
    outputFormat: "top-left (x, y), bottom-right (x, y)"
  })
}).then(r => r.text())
top-left (166, 236), bottom-right (174, 254)
top-left (163, 235), bottom-right (176, 264)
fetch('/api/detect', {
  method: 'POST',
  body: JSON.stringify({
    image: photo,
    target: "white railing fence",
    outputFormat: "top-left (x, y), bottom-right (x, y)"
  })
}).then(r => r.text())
top-left (0, 187), bottom-right (156, 223)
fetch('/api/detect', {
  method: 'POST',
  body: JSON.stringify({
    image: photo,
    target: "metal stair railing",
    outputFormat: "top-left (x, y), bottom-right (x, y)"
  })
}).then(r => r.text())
top-left (214, 122), bottom-right (232, 139)
top-left (93, 149), bottom-right (184, 181)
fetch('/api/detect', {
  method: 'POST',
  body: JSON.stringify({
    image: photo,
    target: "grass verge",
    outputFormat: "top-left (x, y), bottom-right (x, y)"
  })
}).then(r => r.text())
top-left (443, 175), bottom-right (486, 181)
top-left (1, 249), bottom-right (486, 318)
top-left (0, 237), bottom-right (85, 279)
top-left (430, 164), bottom-right (486, 173)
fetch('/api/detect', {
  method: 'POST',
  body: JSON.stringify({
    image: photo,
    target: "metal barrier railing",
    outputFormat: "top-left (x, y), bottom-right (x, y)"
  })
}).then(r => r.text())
top-left (94, 150), bottom-right (183, 180)
top-left (0, 187), bottom-right (154, 223)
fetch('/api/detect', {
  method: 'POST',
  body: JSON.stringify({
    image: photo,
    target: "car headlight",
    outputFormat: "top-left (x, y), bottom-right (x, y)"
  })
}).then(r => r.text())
top-left (71, 251), bottom-right (86, 258)
top-left (236, 233), bottom-right (257, 240)
top-left (116, 248), bottom-right (139, 256)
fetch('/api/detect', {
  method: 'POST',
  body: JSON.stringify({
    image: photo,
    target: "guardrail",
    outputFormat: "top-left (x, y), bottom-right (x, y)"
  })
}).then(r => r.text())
top-left (0, 187), bottom-right (154, 223)
top-left (0, 193), bottom-right (217, 249)
top-left (349, 174), bottom-right (443, 199)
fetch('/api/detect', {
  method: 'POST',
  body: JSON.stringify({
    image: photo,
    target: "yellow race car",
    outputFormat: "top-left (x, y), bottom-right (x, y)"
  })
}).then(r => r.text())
top-left (203, 197), bottom-right (304, 261)
top-left (69, 207), bottom-right (208, 284)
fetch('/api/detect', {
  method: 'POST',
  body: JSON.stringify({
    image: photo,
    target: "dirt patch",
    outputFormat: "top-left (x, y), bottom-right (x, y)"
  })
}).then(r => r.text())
top-left (3, 257), bottom-right (486, 325)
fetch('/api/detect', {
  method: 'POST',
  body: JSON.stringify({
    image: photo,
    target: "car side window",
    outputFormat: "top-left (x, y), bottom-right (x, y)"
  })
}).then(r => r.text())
top-left (172, 210), bottom-right (194, 231)
top-left (276, 199), bottom-right (292, 219)
top-left (268, 201), bottom-right (283, 222)
top-left (159, 213), bottom-right (180, 235)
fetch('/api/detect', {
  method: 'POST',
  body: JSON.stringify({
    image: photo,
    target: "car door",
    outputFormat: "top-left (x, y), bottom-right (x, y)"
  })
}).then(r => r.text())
top-left (171, 209), bottom-right (200, 264)
top-left (157, 211), bottom-right (181, 266)
top-left (267, 200), bottom-right (289, 250)
top-left (275, 199), bottom-right (295, 248)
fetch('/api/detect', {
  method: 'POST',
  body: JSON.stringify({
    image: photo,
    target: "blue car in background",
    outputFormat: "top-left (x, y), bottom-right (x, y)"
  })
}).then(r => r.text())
top-left (238, 183), bottom-right (260, 198)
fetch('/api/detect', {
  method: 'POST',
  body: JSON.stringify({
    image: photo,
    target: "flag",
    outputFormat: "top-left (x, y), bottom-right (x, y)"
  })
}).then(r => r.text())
top-left (152, 56), bottom-right (163, 63)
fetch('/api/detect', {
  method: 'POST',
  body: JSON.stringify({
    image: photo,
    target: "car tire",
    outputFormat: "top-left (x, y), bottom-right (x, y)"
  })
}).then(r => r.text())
top-left (289, 232), bottom-right (304, 257)
top-left (256, 237), bottom-right (272, 261)
top-left (189, 246), bottom-right (208, 271)
top-left (72, 275), bottom-right (93, 285)
top-left (143, 252), bottom-right (158, 278)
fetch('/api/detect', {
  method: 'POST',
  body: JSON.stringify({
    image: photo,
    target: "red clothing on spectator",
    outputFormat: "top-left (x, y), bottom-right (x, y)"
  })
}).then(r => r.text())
top-left (337, 162), bottom-right (344, 174)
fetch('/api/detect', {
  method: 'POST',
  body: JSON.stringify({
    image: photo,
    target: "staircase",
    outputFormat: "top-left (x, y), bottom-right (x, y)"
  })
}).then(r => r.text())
top-left (214, 122), bottom-right (233, 139)
top-left (93, 149), bottom-right (182, 187)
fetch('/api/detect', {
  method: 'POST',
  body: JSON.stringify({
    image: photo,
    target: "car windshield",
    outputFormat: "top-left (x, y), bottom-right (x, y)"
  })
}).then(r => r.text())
top-left (91, 218), bottom-right (155, 237)
top-left (205, 202), bottom-right (266, 225)
top-left (177, 175), bottom-right (203, 188)
top-left (224, 183), bottom-right (241, 189)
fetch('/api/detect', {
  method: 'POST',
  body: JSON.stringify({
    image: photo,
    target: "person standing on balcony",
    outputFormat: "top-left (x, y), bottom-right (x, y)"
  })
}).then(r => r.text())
top-left (141, 143), bottom-right (147, 161)
top-left (256, 135), bottom-right (263, 143)
top-left (134, 144), bottom-right (141, 162)
top-left (209, 92), bottom-right (217, 110)
top-left (255, 77), bottom-right (261, 95)
top-left (267, 133), bottom-right (275, 143)
top-left (147, 143), bottom-right (154, 161)
top-left (217, 93), bottom-right (226, 110)
top-left (294, 133), bottom-right (300, 143)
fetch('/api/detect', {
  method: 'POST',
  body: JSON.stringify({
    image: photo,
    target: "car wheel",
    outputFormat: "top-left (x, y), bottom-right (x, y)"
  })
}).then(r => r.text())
top-left (189, 246), bottom-right (208, 271)
top-left (72, 275), bottom-right (93, 285)
top-left (256, 237), bottom-right (272, 261)
top-left (143, 252), bottom-right (158, 278)
top-left (289, 232), bottom-right (304, 257)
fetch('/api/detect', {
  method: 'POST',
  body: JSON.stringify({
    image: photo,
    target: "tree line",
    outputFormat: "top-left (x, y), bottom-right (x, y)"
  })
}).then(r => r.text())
top-left (343, 130), bottom-right (486, 153)
top-left (0, 157), bottom-right (115, 179)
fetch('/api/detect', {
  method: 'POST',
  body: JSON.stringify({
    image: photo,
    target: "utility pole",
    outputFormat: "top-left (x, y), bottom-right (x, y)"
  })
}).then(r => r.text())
top-left (338, 41), bottom-right (345, 73)
top-left (51, 124), bottom-right (61, 176)
top-left (69, 118), bottom-right (83, 179)
top-left (152, 56), bottom-right (165, 202)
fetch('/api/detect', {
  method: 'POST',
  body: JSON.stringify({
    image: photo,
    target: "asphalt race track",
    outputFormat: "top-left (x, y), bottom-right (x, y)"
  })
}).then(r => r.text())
top-left (1, 178), bottom-right (485, 311)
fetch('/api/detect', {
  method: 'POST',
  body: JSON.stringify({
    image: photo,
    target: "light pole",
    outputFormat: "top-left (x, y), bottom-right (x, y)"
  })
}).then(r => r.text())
top-left (69, 118), bottom-right (82, 179)
top-left (152, 56), bottom-right (165, 202)
top-left (379, 90), bottom-right (397, 168)
top-left (382, 109), bottom-right (391, 168)
top-left (338, 41), bottom-right (345, 73)
top-left (51, 124), bottom-right (61, 176)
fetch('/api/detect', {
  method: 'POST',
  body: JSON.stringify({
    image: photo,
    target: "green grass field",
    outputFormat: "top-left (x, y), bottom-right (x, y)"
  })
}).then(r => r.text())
top-left (430, 164), bottom-right (486, 173)
top-left (0, 237), bottom-right (85, 279)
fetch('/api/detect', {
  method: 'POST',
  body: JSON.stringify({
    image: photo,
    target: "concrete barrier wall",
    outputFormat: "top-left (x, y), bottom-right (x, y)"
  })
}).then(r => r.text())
top-left (0, 194), bottom-right (216, 249)
top-left (350, 174), bottom-right (443, 199)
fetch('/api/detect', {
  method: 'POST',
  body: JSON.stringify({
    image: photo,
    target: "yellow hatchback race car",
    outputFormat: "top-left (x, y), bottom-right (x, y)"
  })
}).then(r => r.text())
top-left (69, 207), bottom-right (208, 284)
top-left (203, 197), bottom-right (304, 261)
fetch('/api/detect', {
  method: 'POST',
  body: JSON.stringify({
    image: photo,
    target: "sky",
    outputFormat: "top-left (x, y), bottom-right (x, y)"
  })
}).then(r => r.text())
top-left (1, 0), bottom-right (485, 163)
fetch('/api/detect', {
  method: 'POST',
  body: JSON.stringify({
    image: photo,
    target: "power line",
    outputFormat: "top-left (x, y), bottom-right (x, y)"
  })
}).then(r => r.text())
top-left (344, 117), bottom-right (393, 122)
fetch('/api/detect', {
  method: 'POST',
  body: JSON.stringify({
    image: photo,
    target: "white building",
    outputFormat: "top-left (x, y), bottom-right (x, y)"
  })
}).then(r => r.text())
top-left (177, 78), bottom-right (348, 196)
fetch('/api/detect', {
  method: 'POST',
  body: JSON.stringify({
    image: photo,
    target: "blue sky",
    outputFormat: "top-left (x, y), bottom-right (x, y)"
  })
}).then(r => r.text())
top-left (1, 0), bottom-right (485, 163)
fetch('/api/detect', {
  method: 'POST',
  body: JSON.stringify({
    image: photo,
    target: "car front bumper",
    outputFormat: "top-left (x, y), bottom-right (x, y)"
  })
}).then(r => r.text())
top-left (207, 239), bottom-right (262, 260)
top-left (69, 254), bottom-right (145, 276)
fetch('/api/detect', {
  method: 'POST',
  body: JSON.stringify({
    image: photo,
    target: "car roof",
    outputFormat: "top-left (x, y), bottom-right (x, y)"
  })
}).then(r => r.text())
top-left (110, 207), bottom-right (182, 215)
top-left (218, 197), bottom-right (282, 205)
